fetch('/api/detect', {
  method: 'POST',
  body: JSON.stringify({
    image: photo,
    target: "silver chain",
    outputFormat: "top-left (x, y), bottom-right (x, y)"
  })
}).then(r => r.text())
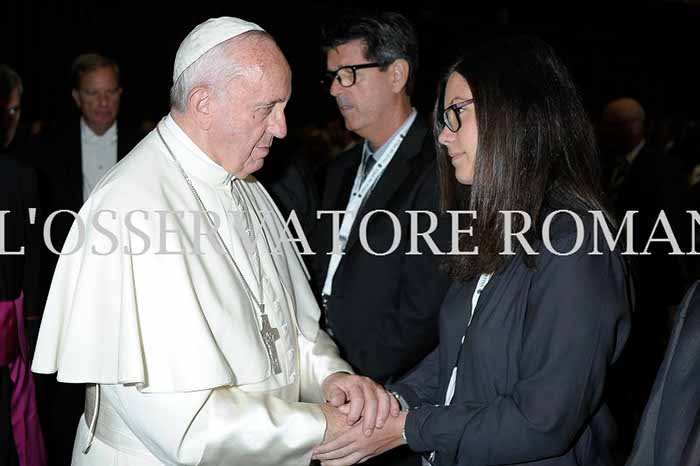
top-left (231, 179), bottom-right (265, 305)
top-left (156, 127), bottom-right (266, 314)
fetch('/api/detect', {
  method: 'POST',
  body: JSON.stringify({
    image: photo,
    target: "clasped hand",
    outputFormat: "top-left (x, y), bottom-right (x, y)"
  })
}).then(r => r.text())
top-left (317, 373), bottom-right (408, 465)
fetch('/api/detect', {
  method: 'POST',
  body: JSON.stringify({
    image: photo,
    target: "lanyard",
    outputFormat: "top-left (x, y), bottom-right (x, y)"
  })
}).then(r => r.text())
top-left (322, 110), bottom-right (417, 296)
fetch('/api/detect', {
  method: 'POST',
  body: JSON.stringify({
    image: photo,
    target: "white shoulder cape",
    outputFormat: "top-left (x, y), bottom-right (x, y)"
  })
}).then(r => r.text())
top-left (32, 123), bottom-right (322, 393)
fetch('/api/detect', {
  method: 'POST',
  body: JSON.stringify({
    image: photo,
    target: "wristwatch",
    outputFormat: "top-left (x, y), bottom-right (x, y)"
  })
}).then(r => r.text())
top-left (389, 390), bottom-right (410, 412)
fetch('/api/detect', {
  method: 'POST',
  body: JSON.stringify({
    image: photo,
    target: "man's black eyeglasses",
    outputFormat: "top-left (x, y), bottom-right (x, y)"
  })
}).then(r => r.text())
top-left (322, 63), bottom-right (383, 89)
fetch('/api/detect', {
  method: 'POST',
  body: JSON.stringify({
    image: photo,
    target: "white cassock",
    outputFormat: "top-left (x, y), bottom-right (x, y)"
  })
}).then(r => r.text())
top-left (32, 114), bottom-right (352, 466)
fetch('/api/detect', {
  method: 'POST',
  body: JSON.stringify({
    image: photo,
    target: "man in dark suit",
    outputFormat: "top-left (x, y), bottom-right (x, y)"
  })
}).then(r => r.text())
top-left (310, 13), bottom-right (450, 466)
top-left (34, 54), bottom-right (140, 260)
top-left (600, 97), bottom-right (692, 456)
top-left (29, 53), bottom-right (140, 466)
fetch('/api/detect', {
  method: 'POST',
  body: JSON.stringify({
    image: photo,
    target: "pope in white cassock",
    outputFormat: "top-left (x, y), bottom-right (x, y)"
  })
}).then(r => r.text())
top-left (31, 17), bottom-right (399, 466)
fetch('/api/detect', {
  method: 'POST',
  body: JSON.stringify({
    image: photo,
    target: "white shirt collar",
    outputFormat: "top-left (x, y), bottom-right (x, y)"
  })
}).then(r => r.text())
top-left (81, 118), bottom-right (117, 144)
top-left (162, 114), bottom-right (233, 187)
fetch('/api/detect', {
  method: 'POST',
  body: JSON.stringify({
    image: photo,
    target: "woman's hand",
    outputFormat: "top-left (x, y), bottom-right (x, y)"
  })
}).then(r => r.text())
top-left (312, 411), bottom-right (408, 465)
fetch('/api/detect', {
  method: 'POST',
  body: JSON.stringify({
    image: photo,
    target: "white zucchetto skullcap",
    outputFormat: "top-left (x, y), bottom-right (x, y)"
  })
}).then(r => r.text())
top-left (173, 17), bottom-right (265, 83)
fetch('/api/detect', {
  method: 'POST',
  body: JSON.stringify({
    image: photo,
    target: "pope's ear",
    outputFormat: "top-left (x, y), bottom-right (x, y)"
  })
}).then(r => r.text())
top-left (188, 86), bottom-right (214, 130)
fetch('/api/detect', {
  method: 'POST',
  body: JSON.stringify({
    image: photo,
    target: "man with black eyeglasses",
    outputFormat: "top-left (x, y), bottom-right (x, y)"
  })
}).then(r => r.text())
top-left (309, 12), bottom-right (450, 466)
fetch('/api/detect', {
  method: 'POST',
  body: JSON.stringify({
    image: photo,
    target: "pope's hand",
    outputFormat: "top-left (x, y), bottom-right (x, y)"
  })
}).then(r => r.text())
top-left (313, 410), bottom-right (408, 465)
top-left (320, 403), bottom-right (353, 444)
top-left (322, 373), bottom-right (400, 437)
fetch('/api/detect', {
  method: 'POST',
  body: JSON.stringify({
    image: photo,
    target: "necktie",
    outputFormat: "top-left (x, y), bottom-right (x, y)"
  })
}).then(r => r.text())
top-left (362, 152), bottom-right (376, 182)
top-left (610, 157), bottom-right (630, 191)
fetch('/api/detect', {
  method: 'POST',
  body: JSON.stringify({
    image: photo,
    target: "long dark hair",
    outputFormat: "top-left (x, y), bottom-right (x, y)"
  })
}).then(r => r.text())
top-left (435, 36), bottom-right (612, 281)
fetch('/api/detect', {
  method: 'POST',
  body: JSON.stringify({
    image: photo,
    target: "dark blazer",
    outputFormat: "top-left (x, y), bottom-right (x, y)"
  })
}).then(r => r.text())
top-left (33, 119), bottom-right (138, 218)
top-left (31, 119), bottom-right (140, 294)
top-left (390, 214), bottom-right (632, 466)
top-left (627, 280), bottom-right (700, 466)
top-left (612, 144), bottom-right (690, 303)
top-left (608, 144), bottom-right (692, 446)
top-left (309, 116), bottom-right (450, 384)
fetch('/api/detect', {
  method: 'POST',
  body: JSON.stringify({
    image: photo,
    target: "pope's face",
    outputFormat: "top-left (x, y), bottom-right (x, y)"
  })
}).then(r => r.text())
top-left (207, 39), bottom-right (290, 178)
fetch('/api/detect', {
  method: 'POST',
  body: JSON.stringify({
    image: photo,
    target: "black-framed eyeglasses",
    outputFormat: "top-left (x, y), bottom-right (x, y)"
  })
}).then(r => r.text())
top-left (442, 98), bottom-right (474, 133)
top-left (321, 63), bottom-right (383, 90)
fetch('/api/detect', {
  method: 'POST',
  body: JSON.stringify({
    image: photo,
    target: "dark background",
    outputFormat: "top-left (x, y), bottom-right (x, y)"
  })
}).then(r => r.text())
top-left (2, 0), bottom-right (699, 134)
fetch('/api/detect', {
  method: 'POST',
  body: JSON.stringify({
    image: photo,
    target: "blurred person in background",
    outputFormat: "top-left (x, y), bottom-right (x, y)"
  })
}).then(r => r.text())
top-left (0, 63), bottom-right (46, 466)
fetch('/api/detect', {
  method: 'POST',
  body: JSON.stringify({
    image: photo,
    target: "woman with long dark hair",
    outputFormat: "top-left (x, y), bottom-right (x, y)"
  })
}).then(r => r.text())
top-left (314, 36), bottom-right (632, 466)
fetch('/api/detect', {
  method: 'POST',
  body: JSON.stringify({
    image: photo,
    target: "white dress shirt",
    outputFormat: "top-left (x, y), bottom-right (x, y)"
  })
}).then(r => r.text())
top-left (80, 119), bottom-right (118, 201)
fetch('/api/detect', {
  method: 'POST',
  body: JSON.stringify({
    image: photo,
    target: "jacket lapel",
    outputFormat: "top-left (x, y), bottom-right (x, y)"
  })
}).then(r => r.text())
top-left (322, 144), bottom-right (362, 211)
top-left (443, 280), bottom-right (476, 389)
top-left (66, 120), bottom-right (84, 207)
top-left (116, 121), bottom-right (132, 161)
top-left (441, 271), bottom-right (502, 393)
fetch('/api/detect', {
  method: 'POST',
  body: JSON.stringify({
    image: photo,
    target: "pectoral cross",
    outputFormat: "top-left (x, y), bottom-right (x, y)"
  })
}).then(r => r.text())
top-left (260, 312), bottom-right (282, 374)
